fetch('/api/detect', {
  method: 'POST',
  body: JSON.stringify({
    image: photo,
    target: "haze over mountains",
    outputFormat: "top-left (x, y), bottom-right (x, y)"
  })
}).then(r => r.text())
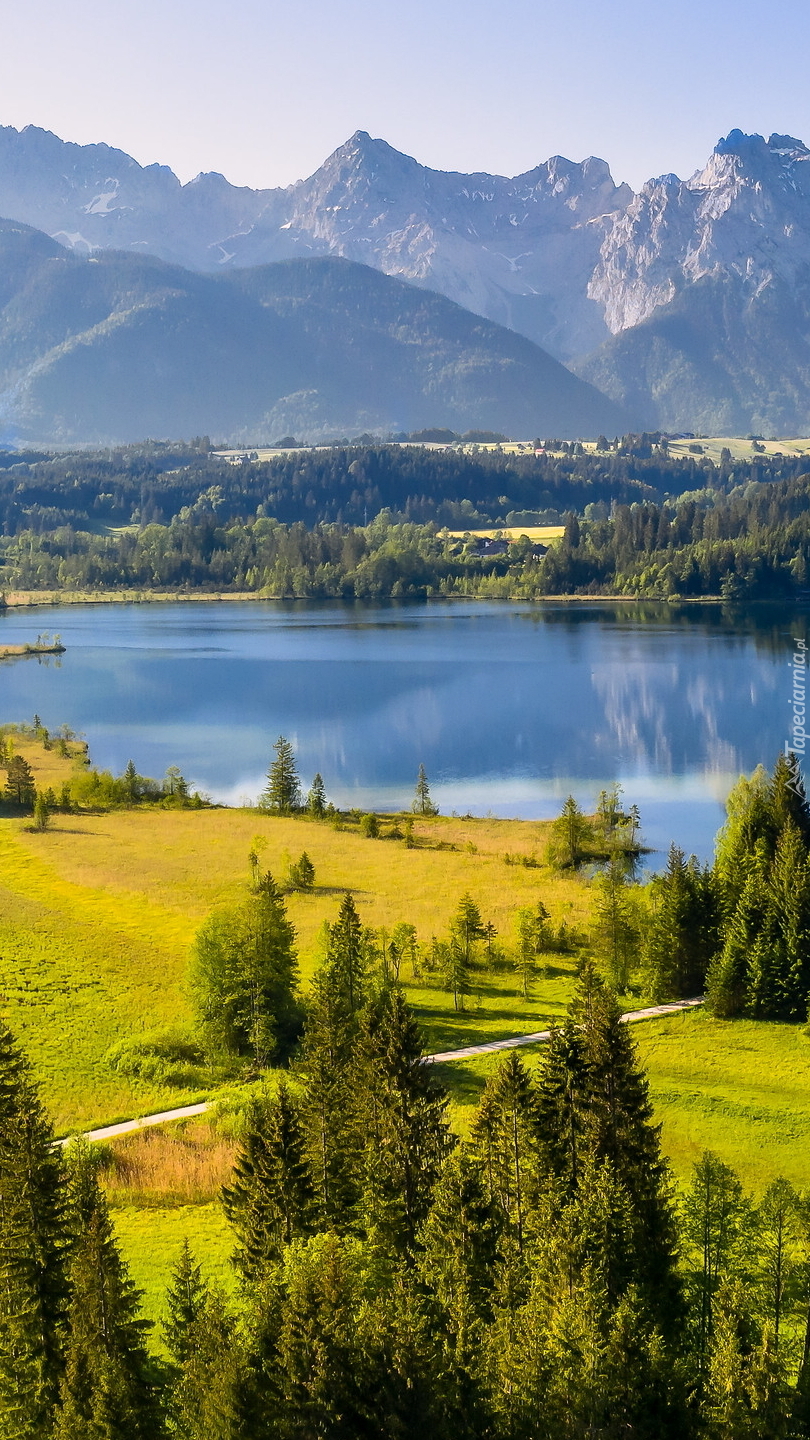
top-left (0, 219), bottom-right (626, 445)
top-left (3, 122), bottom-right (810, 436)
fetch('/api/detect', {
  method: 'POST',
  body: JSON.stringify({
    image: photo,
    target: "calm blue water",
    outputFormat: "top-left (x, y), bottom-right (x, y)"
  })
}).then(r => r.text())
top-left (0, 598), bottom-right (804, 867)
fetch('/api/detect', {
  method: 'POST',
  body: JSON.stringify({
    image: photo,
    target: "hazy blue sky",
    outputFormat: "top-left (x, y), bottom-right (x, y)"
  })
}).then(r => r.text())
top-left (4, 0), bottom-right (809, 189)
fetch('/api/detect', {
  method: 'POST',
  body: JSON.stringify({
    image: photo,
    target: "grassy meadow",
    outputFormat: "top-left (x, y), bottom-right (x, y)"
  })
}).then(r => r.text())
top-left (7, 730), bottom-right (810, 1332)
top-left (1, 731), bottom-right (592, 1133)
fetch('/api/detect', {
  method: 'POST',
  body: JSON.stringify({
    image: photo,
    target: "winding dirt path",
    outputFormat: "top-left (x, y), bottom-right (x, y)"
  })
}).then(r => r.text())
top-left (57, 996), bottom-right (704, 1146)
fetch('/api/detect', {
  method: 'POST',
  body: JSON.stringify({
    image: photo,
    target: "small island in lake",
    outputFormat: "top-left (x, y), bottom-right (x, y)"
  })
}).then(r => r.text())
top-left (0, 633), bottom-right (65, 661)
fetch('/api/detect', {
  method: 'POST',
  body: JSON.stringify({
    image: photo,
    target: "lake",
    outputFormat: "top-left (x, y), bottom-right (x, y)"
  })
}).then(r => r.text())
top-left (0, 598), bottom-right (805, 867)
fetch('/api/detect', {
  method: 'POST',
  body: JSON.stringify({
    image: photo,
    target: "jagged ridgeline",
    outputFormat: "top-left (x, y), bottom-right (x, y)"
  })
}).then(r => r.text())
top-left (3, 124), bottom-right (810, 432)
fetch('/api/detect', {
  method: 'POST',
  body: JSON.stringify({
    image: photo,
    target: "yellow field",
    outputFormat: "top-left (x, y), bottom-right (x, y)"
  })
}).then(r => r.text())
top-left (445, 526), bottom-right (565, 541)
top-left (0, 734), bottom-right (593, 1132)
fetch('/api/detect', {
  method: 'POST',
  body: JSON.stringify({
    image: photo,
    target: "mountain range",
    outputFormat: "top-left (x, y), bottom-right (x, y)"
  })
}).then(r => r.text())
top-left (0, 219), bottom-right (626, 445)
top-left (3, 123), bottom-right (810, 435)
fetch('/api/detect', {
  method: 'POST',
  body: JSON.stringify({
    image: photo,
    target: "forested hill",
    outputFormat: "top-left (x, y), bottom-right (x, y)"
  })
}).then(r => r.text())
top-left (0, 219), bottom-right (628, 444)
top-left (1, 436), bottom-right (810, 533)
top-left (6, 455), bottom-right (810, 600)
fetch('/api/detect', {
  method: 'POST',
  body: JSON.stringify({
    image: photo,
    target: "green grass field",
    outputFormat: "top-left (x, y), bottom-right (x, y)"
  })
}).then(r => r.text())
top-left (9, 733), bottom-right (810, 1323)
top-left (0, 734), bottom-right (593, 1131)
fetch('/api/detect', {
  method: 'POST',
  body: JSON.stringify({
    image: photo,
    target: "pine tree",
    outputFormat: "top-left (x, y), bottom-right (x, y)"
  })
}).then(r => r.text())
top-left (272, 1233), bottom-right (366, 1440)
top-left (419, 1147), bottom-right (501, 1318)
top-left (592, 854), bottom-right (638, 991)
top-left (298, 963), bottom-right (363, 1230)
top-left (714, 765), bottom-right (776, 908)
top-left (191, 874), bottom-right (301, 1064)
top-left (355, 986), bottom-right (453, 1252)
top-left (32, 792), bottom-right (49, 832)
top-left (163, 1241), bottom-right (208, 1368)
top-left (702, 1281), bottom-right (791, 1439)
top-left (165, 1287), bottom-right (245, 1440)
top-left (756, 1178), bottom-right (801, 1349)
top-left (771, 750), bottom-right (810, 842)
top-left (55, 1144), bottom-right (162, 1440)
top-left (0, 1020), bottom-right (69, 1440)
top-left (514, 902), bottom-right (550, 999)
top-left (471, 1052), bottom-right (538, 1255)
top-left (258, 736), bottom-right (301, 814)
top-left (680, 1150), bottom-right (751, 1360)
top-left (305, 773), bottom-right (327, 817)
top-left (5, 754), bottom-right (36, 808)
top-left (325, 892), bottom-right (368, 1019)
top-left (123, 761), bottom-right (139, 804)
top-left (573, 967), bottom-right (682, 1330)
top-left (222, 1082), bottom-right (316, 1281)
top-left (535, 1016), bottom-right (591, 1196)
top-left (412, 763), bottom-right (438, 817)
top-left (550, 794), bottom-right (590, 868)
top-left (707, 843), bottom-right (770, 1018)
top-left (644, 845), bottom-right (718, 1000)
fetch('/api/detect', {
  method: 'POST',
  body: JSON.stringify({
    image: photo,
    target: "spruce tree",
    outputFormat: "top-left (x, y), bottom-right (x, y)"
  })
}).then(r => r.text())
top-left (573, 967), bottom-right (682, 1330)
top-left (771, 750), bottom-right (810, 841)
top-left (535, 1016), bottom-right (591, 1196)
top-left (163, 1241), bottom-right (208, 1368)
top-left (325, 892), bottom-right (368, 1019)
top-left (471, 1052), bottom-right (538, 1255)
top-left (165, 1287), bottom-right (245, 1440)
top-left (592, 855), bottom-right (638, 991)
top-left (355, 986), bottom-right (453, 1252)
top-left (419, 1147), bottom-right (501, 1318)
top-left (412, 763), bottom-right (438, 817)
top-left (5, 754), bottom-right (36, 808)
top-left (298, 962), bottom-right (363, 1229)
top-left (707, 843), bottom-right (770, 1018)
top-left (55, 1144), bottom-right (162, 1440)
top-left (551, 794), bottom-right (590, 868)
top-left (223, 1082), bottom-right (316, 1281)
top-left (644, 845), bottom-right (718, 1000)
top-left (681, 1150), bottom-right (751, 1361)
top-left (305, 772), bottom-right (327, 817)
top-left (0, 1020), bottom-right (69, 1440)
top-left (191, 874), bottom-right (301, 1064)
top-left (258, 736), bottom-right (301, 814)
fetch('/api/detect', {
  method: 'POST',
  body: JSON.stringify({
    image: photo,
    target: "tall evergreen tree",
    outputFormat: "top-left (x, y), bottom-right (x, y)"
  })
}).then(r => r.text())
top-left (535, 1016), bottom-right (592, 1196)
top-left (471, 1052), bottom-right (538, 1256)
top-left (191, 874), bottom-right (301, 1064)
top-left (258, 736), bottom-right (301, 814)
top-left (419, 1147), bottom-right (501, 1319)
top-left (412, 764), bottom-right (438, 817)
top-left (551, 794), bottom-right (591, 868)
top-left (573, 968), bottom-right (682, 1330)
top-left (298, 961), bottom-right (363, 1230)
top-left (771, 750), bottom-right (810, 841)
top-left (5, 754), bottom-right (36, 808)
top-left (165, 1288), bottom-right (245, 1440)
top-left (305, 772), bottom-right (327, 817)
top-left (592, 855), bottom-right (638, 991)
top-left (223, 1082), bottom-right (316, 1281)
top-left (162, 1241), bottom-right (208, 1369)
top-left (325, 892), bottom-right (368, 1020)
top-left (680, 1150), bottom-right (752, 1361)
top-left (644, 845), bottom-right (719, 1000)
top-left (0, 1020), bottom-right (69, 1440)
top-left (55, 1144), bottom-right (162, 1440)
top-left (355, 986), bottom-right (453, 1252)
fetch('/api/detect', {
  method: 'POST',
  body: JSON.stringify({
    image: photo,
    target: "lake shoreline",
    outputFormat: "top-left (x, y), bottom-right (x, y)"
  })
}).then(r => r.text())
top-left (0, 588), bottom-right (727, 610)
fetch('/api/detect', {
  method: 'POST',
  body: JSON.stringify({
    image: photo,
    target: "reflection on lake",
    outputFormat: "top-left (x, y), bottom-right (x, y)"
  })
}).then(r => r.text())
top-left (0, 598), bottom-right (804, 866)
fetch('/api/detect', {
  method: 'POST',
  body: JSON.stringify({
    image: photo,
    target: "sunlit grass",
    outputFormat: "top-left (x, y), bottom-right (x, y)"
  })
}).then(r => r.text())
top-left (2, 738), bottom-right (594, 1129)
